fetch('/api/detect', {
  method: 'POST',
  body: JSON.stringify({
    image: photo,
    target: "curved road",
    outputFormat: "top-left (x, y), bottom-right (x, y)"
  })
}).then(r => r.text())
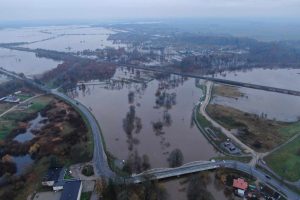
top-left (1, 68), bottom-right (299, 199)
top-left (131, 160), bottom-right (300, 200)
top-left (0, 68), bottom-right (115, 178)
top-left (51, 90), bottom-right (115, 178)
top-left (199, 81), bottom-right (260, 165)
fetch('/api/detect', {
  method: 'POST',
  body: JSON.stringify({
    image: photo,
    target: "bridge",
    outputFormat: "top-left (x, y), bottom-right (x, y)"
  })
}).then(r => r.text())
top-left (1, 67), bottom-right (300, 200)
top-left (130, 160), bottom-right (300, 200)
top-left (121, 64), bottom-right (300, 96)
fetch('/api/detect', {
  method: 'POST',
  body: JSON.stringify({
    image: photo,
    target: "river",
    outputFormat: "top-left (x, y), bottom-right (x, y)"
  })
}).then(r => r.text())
top-left (70, 67), bottom-right (219, 171)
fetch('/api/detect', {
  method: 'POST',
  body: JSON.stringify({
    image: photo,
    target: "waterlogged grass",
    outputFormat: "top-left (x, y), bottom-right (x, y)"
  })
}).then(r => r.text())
top-left (265, 135), bottom-right (300, 182)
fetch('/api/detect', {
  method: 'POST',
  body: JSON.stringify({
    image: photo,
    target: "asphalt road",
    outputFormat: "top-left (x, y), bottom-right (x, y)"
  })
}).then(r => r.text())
top-left (51, 90), bottom-right (115, 178)
top-left (1, 68), bottom-right (299, 199)
top-left (131, 160), bottom-right (300, 200)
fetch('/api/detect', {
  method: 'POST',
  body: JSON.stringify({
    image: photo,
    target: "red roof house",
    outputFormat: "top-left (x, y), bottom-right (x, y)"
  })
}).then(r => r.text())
top-left (233, 178), bottom-right (248, 190)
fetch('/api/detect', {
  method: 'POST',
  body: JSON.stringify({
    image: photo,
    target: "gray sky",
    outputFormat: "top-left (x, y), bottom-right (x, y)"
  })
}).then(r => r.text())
top-left (0, 0), bottom-right (300, 21)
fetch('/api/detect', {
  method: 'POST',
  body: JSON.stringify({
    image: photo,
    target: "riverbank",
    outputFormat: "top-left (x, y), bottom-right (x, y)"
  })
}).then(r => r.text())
top-left (0, 95), bottom-right (93, 200)
top-left (207, 84), bottom-right (300, 152)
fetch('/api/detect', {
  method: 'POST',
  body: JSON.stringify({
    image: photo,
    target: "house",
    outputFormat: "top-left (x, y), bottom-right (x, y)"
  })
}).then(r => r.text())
top-left (233, 178), bottom-right (248, 198)
top-left (233, 178), bottom-right (248, 190)
top-left (4, 95), bottom-right (20, 103)
top-left (60, 180), bottom-right (82, 200)
top-left (42, 167), bottom-right (65, 187)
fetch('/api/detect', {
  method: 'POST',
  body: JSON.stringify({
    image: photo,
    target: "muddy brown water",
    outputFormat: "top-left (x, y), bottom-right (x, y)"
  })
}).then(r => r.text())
top-left (70, 68), bottom-right (219, 171)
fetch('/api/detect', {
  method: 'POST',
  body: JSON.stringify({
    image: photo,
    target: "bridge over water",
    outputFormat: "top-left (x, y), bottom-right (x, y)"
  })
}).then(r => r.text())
top-left (122, 64), bottom-right (300, 96)
top-left (1, 67), bottom-right (299, 199)
top-left (129, 160), bottom-right (300, 200)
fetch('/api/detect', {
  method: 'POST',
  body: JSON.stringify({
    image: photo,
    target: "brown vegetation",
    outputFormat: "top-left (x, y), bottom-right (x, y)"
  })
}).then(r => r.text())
top-left (207, 104), bottom-right (297, 152)
top-left (0, 97), bottom-right (91, 200)
top-left (213, 84), bottom-right (244, 99)
top-left (41, 59), bottom-right (116, 89)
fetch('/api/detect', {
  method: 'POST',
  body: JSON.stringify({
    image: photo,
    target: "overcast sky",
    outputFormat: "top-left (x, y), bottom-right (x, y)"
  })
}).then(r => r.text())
top-left (0, 0), bottom-right (299, 21)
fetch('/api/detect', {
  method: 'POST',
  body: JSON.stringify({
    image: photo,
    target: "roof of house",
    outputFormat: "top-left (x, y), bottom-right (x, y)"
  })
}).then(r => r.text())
top-left (60, 180), bottom-right (82, 200)
top-left (233, 178), bottom-right (248, 190)
top-left (43, 167), bottom-right (64, 182)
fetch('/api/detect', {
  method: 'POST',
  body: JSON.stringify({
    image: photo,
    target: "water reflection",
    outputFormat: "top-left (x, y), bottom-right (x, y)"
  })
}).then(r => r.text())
top-left (14, 113), bottom-right (48, 143)
top-left (212, 86), bottom-right (300, 122)
top-left (70, 67), bottom-right (218, 172)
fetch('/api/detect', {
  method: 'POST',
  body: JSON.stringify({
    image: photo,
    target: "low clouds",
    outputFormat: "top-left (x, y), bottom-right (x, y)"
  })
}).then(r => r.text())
top-left (0, 0), bottom-right (299, 21)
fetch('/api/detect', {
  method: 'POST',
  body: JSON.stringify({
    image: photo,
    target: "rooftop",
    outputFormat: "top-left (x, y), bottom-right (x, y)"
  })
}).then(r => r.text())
top-left (233, 178), bottom-right (248, 190)
top-left (60, 180), bottom-right (82, 200)
top-left (43, 167), bottom-right (64, 182)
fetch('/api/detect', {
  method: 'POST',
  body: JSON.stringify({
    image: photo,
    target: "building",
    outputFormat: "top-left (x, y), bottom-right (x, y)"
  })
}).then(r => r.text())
top-left (233, 178), bottom-right (248, 197)
top-left (3, 95), bottom-right (20, 103)
top-left (233, 178), bottom-right (248, 190)
top-left (42, 167), bottom-right (65, 187)
top-left (60, 180), bottom-right (82, 200)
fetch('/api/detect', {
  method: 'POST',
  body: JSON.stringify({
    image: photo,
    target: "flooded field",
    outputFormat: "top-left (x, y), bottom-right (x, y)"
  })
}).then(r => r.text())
top-left (70, 67), bottom-right (218, 171)
top-left (21, 26), bottom-right (125, 52)
top-left (210, 68), bottom-right (300, 91)
top-left (0, 27), bottom-right (51, 43)
top-left (211, 85), bottom-right (300, 122)
top-left (0, 47), bottom-right (62, 76)
top-left (162, 172), bottom-right (231, 200)
top-left (13, 113), bottom-right (47, 143)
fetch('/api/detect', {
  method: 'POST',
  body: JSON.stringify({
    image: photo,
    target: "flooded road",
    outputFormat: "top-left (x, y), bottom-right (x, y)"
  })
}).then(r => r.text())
top-left (71, 68), bottom-right (218, 171)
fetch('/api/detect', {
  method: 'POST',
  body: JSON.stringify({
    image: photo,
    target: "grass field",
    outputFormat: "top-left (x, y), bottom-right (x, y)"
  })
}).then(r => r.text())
top-left (207, 104), bottom-right (300, 152)
top-left (211, 155), bottom-right (252, 163)
top-left (80, 192), bottom-right (92, 200)
top-left (213, 84), bottom-right (244, 99)
top-left (265, 135), bottom-right (300, 182)
top-left (0, 103), bottom-right (12, 114)
top-left (0, 95), bottom-right (53, 140)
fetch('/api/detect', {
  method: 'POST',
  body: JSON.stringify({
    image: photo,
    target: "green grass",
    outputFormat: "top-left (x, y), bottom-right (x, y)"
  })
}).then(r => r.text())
top-left (80, 192), bottom-right (92, 200)
top-left (279, 122), bottom-right (300, 140)
top-left (64, 170), bottom-right (74, 180)
top-left (196, 111), bottom-right (211, 127)
top-left (15, 93), bottom-right (33, 101)
top-left (265, 135), bottom-right (300, 182)
top-left (211, 155), bottom-right (252, 163)
top-left (0, 120), bottom-right (15, 139)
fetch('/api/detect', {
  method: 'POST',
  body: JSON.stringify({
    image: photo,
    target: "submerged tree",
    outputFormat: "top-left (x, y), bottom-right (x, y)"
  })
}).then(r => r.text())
top-left (167, 149), bottom-right (184, 168)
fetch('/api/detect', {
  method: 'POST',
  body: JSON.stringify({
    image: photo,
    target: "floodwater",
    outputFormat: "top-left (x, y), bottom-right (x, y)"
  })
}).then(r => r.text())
top-left (13, 155), bottom-right (34, 176)
top-left (23, 34), bottom-right (126, 52)
top-left (212, 85), bottom-right (300, 122)
top-left (14, 113), bottom-right (47, 143)
top-left (0, 27), bottom-right (51, 43)
top-left (210, 68), bottom-right (300, 91)
top-left (0, 47), bottom-right (62, 76)
top-left (70, 67), bottom-right (218, 171)
top-left (162, 172), bottom-right (230, 200)
top-left (21, 26), bottom-right (126, 52)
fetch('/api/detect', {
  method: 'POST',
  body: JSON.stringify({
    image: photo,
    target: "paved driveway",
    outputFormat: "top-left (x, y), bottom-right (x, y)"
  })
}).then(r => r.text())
top-left (33, 191), bottom-right (62, 200)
